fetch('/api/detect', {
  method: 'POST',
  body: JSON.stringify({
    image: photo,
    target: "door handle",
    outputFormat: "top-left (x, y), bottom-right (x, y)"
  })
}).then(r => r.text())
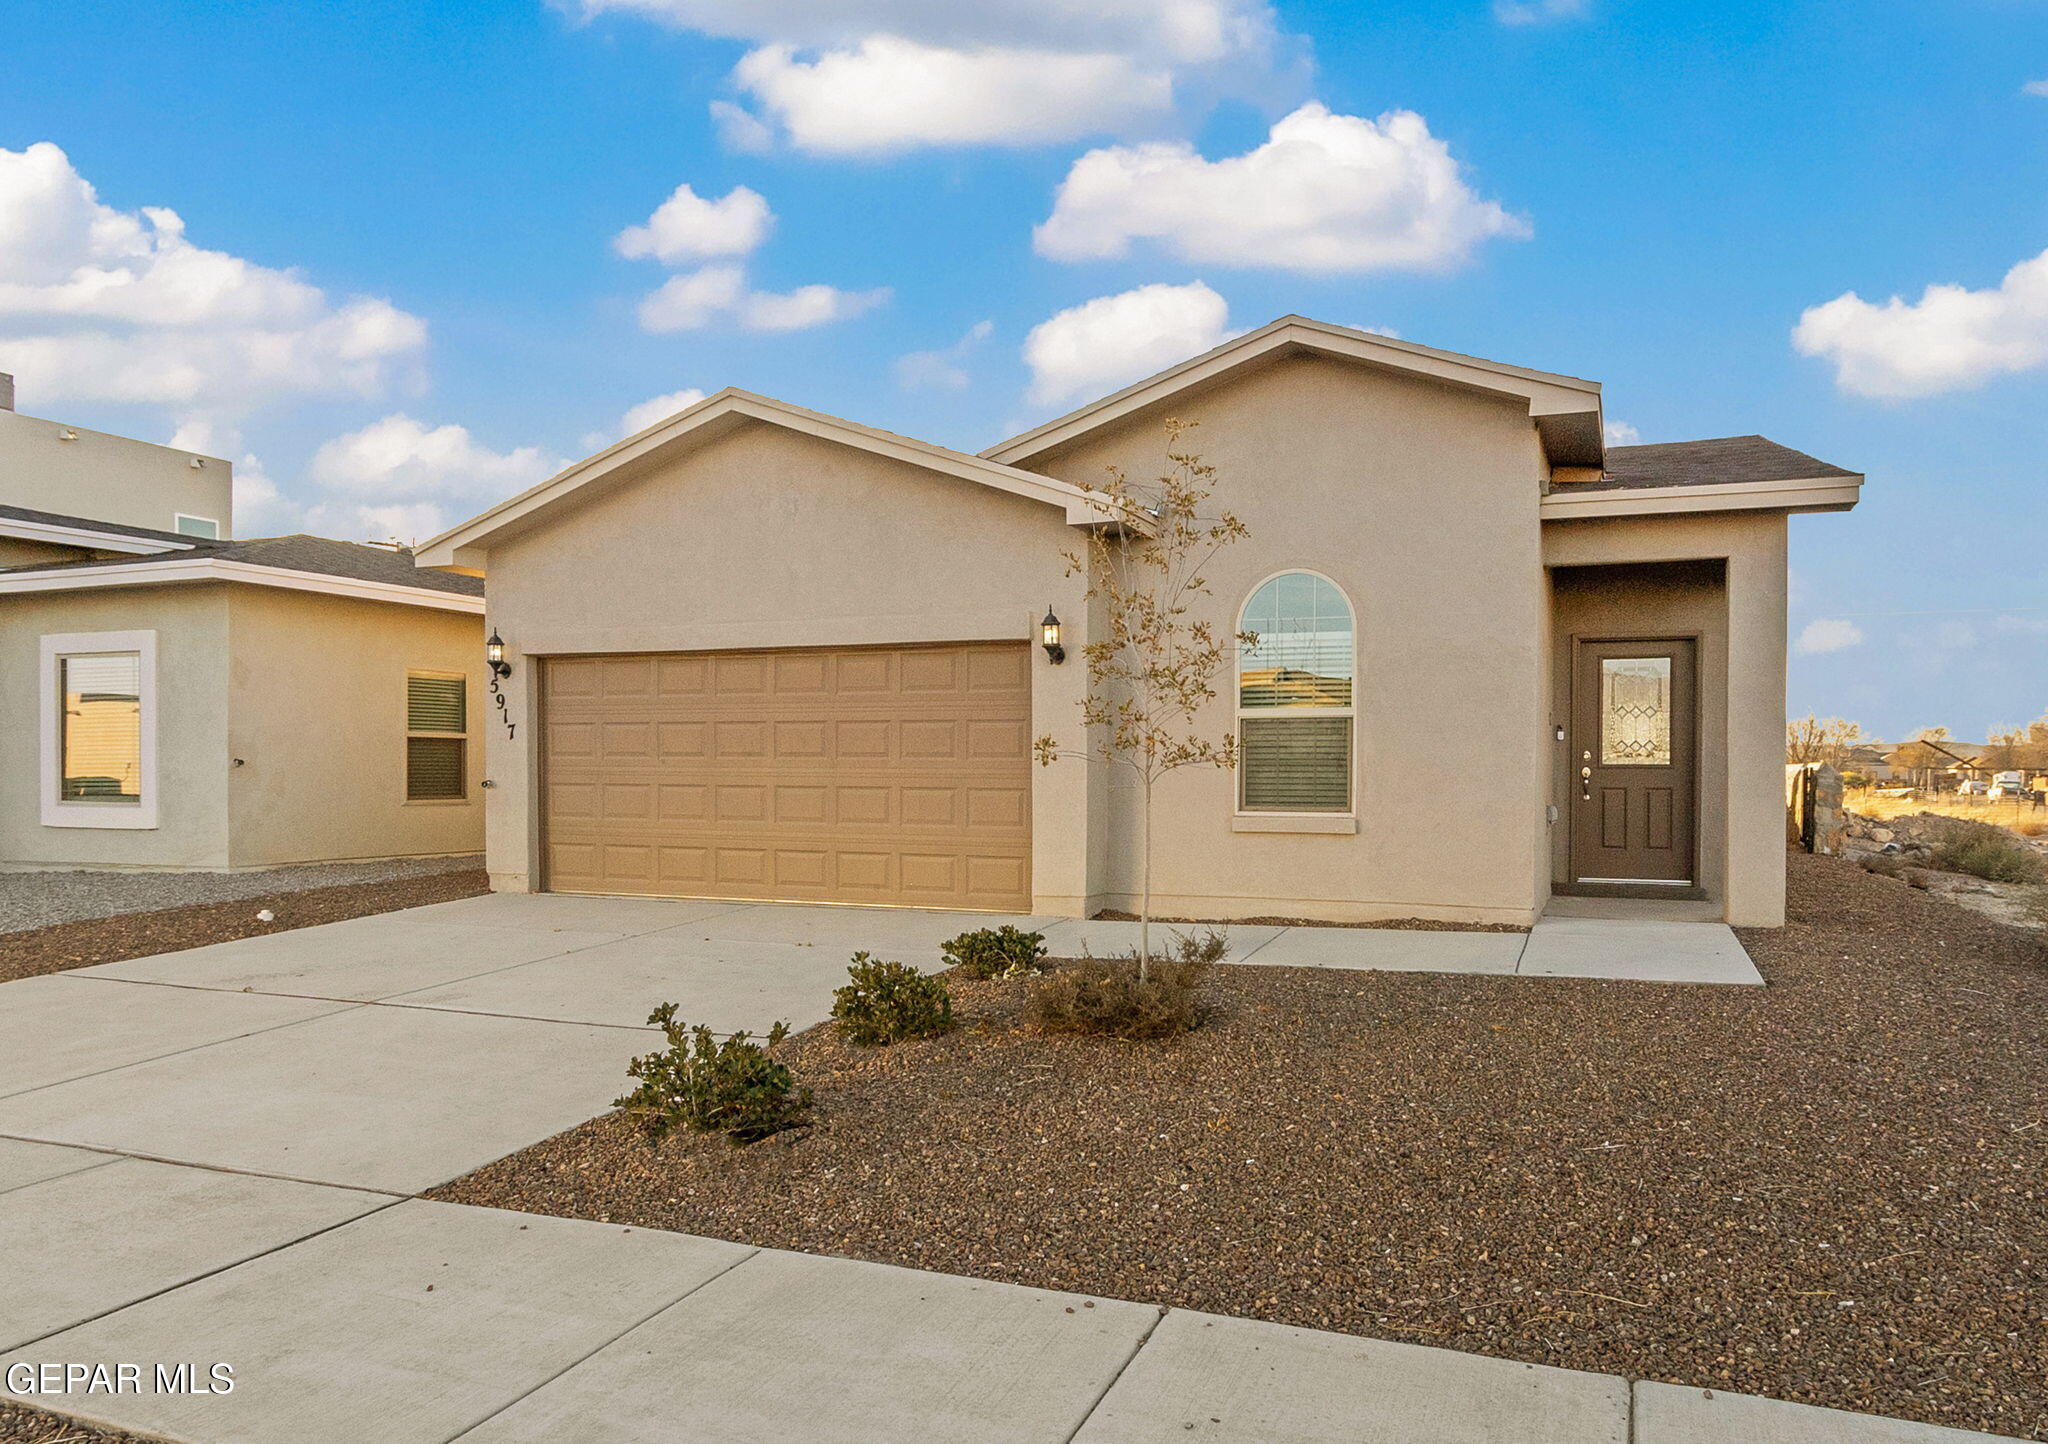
top-left (1580, 765), bottom-right (1591, 801)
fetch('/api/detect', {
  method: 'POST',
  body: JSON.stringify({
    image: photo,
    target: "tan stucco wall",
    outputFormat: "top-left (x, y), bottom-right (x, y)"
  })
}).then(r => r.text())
top-left (1542, 512), bottom-right (1789, 926)
top-left (0, 408), bottom-right (231, 536)
top-left (0, 585), bottom-right (233, 870)
top-left (475, 420), bottom-right (1090, 904)
top-left (223, 589), bottom-right (485, 868)
top-left (1028, 352), bottom-right (1552, 925)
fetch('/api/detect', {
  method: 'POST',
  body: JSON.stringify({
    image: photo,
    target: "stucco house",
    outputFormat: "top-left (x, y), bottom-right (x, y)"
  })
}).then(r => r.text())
top-left (418, 318), bottom-right (1861, 928)
top-left (0, 375), bottom-right (487, 873)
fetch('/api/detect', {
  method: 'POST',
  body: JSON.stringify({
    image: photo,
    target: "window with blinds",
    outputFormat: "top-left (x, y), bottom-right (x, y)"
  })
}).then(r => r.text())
top-left (59, 652), bottom-right (143, 804)
top-left (1237, 573), bottom-right (1354, 813)
top-left (406, 672), bottom-right (468, 801)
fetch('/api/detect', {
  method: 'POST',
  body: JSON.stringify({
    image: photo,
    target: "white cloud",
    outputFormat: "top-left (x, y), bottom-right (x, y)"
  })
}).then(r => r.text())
top-left (894, 319), bottom-right (994, 391)
top-left (2022, 78), bottom-right (2048, 98)
top-left (0, 142), bottom-right (425, 412)
top-left (1792, 247), bottom-right (2048, 399)
top-left (634, 263), bottom-right (887, 333)
top-left (1494, 0), bottom-right (1590, 24)
top-left (619, 388), bottom-right (708, 436)
top-left (723, 40), bottom-right (1173, 154)
top-left (574, 0), bottom-right (1278, 154)
top-left (1024, 281), bottom-right (1231, 406)
top-left (1796, 618), bottom-right (1865, 655)
top-left (613, 183), bottom-right (772, 264)
top-left (299, 414), bottom-right (561, 539)
top-left (1034, 104), bottom-right (1528, 274)
top-left (1604, 419), bottom-right (1640, 446)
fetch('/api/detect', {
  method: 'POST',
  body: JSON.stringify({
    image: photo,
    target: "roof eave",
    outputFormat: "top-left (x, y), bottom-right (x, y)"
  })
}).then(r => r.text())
top-left (1540, 474), bottom-right (1864, 521)
top-left (983, 317), bottom-right (1606, 469)
top-left (415, 389), bottom-right (1124, 574)
top-left (0, 557), bottom-right (484, 613)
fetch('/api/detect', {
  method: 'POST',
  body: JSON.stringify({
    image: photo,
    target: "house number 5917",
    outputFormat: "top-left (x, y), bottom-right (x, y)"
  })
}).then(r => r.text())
top-left (489, 673), bottom-right (516, 740)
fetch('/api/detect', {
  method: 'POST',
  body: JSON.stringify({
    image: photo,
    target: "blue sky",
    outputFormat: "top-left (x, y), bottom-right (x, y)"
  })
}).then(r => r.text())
top-left (3, 0), bottom-right (2046, 740)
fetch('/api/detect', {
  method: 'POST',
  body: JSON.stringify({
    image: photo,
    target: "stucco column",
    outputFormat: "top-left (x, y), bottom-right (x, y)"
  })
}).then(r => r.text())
top-left (1029, 569), bottom-right (1096, 917)
top-left (481, 633), bottom-right (536, 894)
top-left (1722, 520), bottom-right (1789, 926)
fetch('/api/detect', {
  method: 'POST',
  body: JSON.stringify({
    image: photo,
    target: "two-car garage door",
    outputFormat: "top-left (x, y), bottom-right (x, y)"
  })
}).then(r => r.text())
top-left (541, 642), bottom-right (1032, 911)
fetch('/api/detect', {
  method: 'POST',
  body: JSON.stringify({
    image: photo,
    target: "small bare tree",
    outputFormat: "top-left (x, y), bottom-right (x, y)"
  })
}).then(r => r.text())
top-left (1785, 714), bottom-right (1865, 766)
top-left (1034, 420), bottom-right (1249, 979)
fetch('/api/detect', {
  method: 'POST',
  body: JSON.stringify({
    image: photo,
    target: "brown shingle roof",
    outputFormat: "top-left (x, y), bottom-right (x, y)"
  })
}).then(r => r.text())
top-left (0, 532), bottom-right (484, 598)
top-left (1556, 435), bottom-right (1861, 492)
top-left (0, 503), bottom-right (201, 545)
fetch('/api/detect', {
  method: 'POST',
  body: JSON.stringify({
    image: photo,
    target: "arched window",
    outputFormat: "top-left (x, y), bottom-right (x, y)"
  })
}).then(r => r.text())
top-left (1237, 572), bottom-right (1354, 813)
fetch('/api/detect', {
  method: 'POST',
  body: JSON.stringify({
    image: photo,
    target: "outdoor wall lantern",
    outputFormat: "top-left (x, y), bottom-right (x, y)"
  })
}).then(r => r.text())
top-left (486, 630), bottom-right (513, 678)
top-left (1040, 607), bottom-right (1066, 664)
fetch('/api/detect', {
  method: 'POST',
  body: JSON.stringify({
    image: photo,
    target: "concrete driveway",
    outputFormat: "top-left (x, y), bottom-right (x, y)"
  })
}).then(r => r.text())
top-left (3, 896), bottom-right (2008, 1444)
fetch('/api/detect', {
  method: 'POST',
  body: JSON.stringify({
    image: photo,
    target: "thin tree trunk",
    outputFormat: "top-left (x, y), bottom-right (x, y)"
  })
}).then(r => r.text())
top-left (1138, 772), bottom-right (1153, 983)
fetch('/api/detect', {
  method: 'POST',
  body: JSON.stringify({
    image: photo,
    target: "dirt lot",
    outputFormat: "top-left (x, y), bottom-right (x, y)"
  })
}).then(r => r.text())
top-left (433, 853), bottom-right (2048, 1440)
top-left (0, 868), bottom-right (489, 985)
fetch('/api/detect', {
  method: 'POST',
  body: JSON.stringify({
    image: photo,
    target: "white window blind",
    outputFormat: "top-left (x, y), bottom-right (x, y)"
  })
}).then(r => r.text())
top-left (1237, 573), bottom-right (1354, 814)
top-left (406, 673), bottom-right (467, 801)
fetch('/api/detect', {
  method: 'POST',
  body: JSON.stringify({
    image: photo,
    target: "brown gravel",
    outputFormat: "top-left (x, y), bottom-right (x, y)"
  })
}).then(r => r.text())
top-left (0, 869), bottom-right (489, 984)
top-left (0, 1399), bottom-right (154, 1444)
top-left (429, 853), bottom-right (2048, 1440)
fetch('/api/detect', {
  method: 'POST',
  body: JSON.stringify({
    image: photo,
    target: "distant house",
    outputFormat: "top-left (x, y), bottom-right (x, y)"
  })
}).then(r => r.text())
top-left (1839, 743), bottom-right (1894, 782)
top-left (0, 372), bottom-right (487, 873)
top-left (1883, 739), bottom-right (1985, 789)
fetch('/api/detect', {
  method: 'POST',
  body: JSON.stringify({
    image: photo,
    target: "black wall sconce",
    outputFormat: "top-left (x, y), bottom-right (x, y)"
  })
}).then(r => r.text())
top-left (1040, 606), bottom-right (1065, 664)
top-left (486, 630), bottom-right (513, 678)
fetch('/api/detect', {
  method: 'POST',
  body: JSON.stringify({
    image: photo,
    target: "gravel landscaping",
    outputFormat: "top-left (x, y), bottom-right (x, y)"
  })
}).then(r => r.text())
top-left (0, 1399), bottom-right (150, 1444)
top-left (0, 867), bottom-right (489, 985)
top-left (0, 854), bottom-right (481, 935)
top-left (432, 852), bottom-right (2048, 1440)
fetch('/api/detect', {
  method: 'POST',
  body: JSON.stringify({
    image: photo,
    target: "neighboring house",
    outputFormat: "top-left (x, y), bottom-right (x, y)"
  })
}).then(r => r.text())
top-left (418, 318), bottom-right (1862, 927)
top-left (1839, 744), bottom-right (1894, 782)
top-left (1884, 739), bottom-right (1984, 790)
top-left (0, 373), bottom-right (487, 873)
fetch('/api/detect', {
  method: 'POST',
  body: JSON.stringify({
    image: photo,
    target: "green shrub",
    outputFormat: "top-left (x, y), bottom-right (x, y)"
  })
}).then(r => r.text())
top-left (832, 953), bottom-right (955, 1045)
top-left (942, 924), bottom-right (1050, 979)
top-left (1027, 933), bottom-right (1214, 1040)
top-left (615, 1003), bottom-right (811, 1145)
top-left (1930, 820), bottom-right (2046, 884)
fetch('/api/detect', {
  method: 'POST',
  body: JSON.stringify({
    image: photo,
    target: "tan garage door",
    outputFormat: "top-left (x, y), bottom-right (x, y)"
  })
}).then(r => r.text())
top-left (541, 642), bottom-right (1032, 910)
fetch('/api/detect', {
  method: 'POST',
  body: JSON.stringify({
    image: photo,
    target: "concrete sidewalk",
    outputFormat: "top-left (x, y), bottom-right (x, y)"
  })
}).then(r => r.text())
top-left (1, 1186), bottom-right (2017, 1443)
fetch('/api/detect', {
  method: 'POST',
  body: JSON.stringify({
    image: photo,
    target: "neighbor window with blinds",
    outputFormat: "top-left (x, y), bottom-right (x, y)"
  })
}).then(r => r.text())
top-left (406, 672), bottom-right (468, 801)
top-left (1237, 572), bottom-right (1354, 813)
top-left (41, 629), bottom-right (157, 830)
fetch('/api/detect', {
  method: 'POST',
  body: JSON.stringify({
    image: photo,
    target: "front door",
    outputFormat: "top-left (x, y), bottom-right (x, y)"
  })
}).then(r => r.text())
top-left (1569, 638), bottom-right (1697, 891)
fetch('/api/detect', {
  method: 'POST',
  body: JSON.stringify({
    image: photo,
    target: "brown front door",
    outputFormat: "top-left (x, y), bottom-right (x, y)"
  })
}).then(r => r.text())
top-left (1569, 638), bottom-right (1697, 890)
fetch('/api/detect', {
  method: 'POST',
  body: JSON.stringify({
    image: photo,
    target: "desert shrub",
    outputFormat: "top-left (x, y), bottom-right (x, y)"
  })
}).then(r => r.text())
top-left (1165, 927), bottom-right (1229, 965)
top-left (942, 925), bottom-right (1049, 979)
top-left (615, 1003), bottom-right (810, 1145)
top-left (832, 953), bottom-right (954, 1045)
top-left (1840, 771), bottom-right (1869, 790)
top-left (1027, 940), bottom-right (1212, 1040)
top-left (1929, 820), bottom-right (2046, 884)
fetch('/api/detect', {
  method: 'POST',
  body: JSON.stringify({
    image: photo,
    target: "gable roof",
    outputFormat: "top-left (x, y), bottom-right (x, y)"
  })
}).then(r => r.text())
top-left (0, 503), bottom-right (202, 555)
top-left (981, 316), bottom-right (1607, 469)
top-left (415, 388), bottom-right (1131, 574)
top-left (0, 533), bottom-right (483, 611)
top-left (1555, 436), bottom-right (1860, 492)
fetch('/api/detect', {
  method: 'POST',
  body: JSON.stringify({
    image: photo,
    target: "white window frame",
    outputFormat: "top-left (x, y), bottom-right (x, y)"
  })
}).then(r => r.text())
top-left (404, 669), bottom-right (472, 805)
top-left (173, 514), bottom-right (221, 539)
top-left (41, 630), bottom-right (159, 830)
top-left (1233, 570), bottom-right (1358, 833)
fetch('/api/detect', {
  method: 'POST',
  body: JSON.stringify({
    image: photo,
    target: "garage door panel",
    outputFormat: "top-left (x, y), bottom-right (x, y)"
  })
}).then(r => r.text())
top-left (543, 642), bottom-right (1031, 910)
